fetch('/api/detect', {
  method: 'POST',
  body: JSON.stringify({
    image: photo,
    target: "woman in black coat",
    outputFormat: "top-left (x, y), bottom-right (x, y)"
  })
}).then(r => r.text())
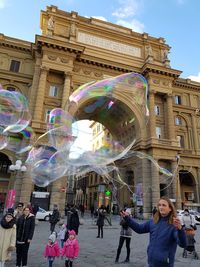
top-left (68, 208), bottom-right (80, 235)
top-left (96, 206), bottom-right (106, 238)
top-left (16, 206), bottom-right (35, 267)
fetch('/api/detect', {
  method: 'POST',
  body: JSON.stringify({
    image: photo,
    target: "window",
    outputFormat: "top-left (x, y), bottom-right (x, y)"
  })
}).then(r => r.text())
top-left (177, 135), bottom-right (184, 148)
top-left (7, 87), bottom-right (16, 91)
top-left (184, 192), bottom-right (194, 201)
top-left (175, 116), bottom-right (182, 125)
top-left (10, 60), bottom-right (20, 72)
top-left (174, 95), bottom-right (181, 105)
top-left (49, 85), bottom-right (58, 97)
top-left (156, 127), bottom-right (161, 139)
top-left (45, 110), bottom-right (51, 122)
top-left (154, 105), bottom-right (160, 115)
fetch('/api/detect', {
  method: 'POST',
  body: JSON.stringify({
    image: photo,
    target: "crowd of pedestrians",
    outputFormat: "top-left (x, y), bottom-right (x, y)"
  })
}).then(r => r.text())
top-left (1, 197), bottom-right (198, 267)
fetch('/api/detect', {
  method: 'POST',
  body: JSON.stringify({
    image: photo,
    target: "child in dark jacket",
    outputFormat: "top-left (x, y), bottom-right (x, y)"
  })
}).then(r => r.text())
top-left (43, 232), bottom-right (60, 267)
top-left (62, 230), bottom-right (79, 267)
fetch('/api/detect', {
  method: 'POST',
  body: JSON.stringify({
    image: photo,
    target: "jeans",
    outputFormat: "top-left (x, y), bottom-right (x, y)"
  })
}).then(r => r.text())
top-left (97, 225), bottom-right (103, 238)
top-left (65, 260), bottom-right (73, 267)
top-left (116, 236), bottom-right (131, 261)
top-left (48, 256), bottom-right (55, 267)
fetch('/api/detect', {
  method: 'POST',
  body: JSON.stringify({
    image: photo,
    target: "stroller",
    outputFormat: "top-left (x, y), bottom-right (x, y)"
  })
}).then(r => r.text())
top-left (182, 228), bottom-right (199, 259)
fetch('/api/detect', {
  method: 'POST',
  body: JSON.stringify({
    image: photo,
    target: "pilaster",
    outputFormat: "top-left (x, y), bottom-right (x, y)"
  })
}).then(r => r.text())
top-left (192, 115), bottom-right (199, 150)
top-left (62, 72), bottom-right (72, 109)
top-left (148, 90), bottom-right (156, 137)
top-left (19, 173), bottom-right (33, 205)
top-left (166, 93), bottom-right (175, 140)
top-left (33, 66), bottom-right (48, 122)
top-left (151, 161), bottom-right (160, 207)
top-left (50, 176), bottom-right (67, 216)
top-left (29, 53), bottom-right (42, 115)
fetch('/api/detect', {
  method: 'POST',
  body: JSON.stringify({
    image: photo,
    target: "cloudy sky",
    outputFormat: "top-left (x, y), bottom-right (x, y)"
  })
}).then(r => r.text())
top-left (0, 0), bottom-right (199, 82)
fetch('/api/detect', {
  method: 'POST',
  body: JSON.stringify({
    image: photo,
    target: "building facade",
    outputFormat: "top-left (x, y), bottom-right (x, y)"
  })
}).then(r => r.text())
top-left (0, 5), bottom-right (200, 216)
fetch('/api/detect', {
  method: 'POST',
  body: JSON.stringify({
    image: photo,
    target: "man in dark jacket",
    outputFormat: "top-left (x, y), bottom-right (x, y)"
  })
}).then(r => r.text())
top-left (16, 206), bottom-right (35, 267)
top-left (49, 204), bottom-right (60, 233)
top-left (68, 207), bottom-right (80, 235)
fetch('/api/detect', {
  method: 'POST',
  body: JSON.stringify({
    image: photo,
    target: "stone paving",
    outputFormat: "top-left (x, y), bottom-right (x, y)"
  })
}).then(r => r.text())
top-left (4, 213), bottom-right (200, 267)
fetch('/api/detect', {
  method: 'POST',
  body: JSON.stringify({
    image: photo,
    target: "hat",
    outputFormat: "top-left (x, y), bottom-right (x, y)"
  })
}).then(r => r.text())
top-left (7, 208), bottom-right (14, 214)
top-left (125, 208), bottom-right (132, 215)
top-left (49, 233), bottom-right (56, 243)
top-left (68, 230), bottom-right (76, 236)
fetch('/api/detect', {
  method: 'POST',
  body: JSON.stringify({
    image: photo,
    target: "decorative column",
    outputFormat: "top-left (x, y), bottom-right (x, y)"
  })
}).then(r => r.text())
top-left (192, 115), bottom-right (199, 150)
top-left (50, 176), bottom-right (67, 216)
top-left (33, 66), bottom-right (48, 122)
top-left (166, 93), bottom-right (175, 140)
top-left (29, 53), bottom-right (41, 115)
top-left (148, 90), bottom-right (156, 137)
top-left (170, 161), bottom-right (177, 200)
top-left (19, 172), bottom-right (33, 205)
top-left (196, 168), bottom-right (200, 203)
top-left (151, 161), bottom-right (160, 208)
top-left (62, 72), bottom-right (72, 110)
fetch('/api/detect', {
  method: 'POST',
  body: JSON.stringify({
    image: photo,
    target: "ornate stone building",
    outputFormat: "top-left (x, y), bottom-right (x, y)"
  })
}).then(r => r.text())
top-left (0, 5), bottom-right (200, 216)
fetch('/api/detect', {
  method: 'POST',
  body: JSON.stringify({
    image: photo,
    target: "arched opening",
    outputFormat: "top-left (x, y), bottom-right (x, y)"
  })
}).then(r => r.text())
top-left (179, 170), bottom-right (196, 208)
top-left (0, 152), bottom-right (12, 212)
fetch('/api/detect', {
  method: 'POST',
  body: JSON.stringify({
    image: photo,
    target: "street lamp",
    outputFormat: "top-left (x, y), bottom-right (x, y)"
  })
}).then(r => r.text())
top-left (9, 160), bottom-right (27, 173)
top-left (9, 159), bottom-right (27, 205)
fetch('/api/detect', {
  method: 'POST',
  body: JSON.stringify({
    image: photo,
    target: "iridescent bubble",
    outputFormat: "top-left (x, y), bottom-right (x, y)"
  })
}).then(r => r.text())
top-left (0, 89), bottom-right (22, 127)
top-left (0, 89), bottom-right (31, 133)
top-left (0, 126), bottom-right (8, 150)
top-left (47, 108), bottom-right (78, 151)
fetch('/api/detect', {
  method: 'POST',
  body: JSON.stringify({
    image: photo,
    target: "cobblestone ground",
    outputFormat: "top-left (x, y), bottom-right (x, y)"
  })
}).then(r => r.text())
top-left (5, 213), bottom-right (200, 267)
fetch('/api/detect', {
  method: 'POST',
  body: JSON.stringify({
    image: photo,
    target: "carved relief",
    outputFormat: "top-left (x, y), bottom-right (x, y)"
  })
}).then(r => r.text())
top-left (48, 16), bottom-right (54, 30)
top-left (161, 49), bottom-right (169, 61)
top-left (48, 55), bottom-right (57, 61)
top-left (83, 69), bottom-right (92, 75)
top-left (145, 45), bottom-right (154, 63)
top-left (47, 16), bottom-right (54, 36)
top-left (152, 79), bottom-right (160, 85)
top-left (73, 67), bottom-right (81, 73)
top-left (145, 45), bottom-right (153, 57)
top-left (94, 72), bottom-right (103, 77)
top-left (60, 58), bottom-right (69, 63)
top-left (70, 22), bottom-right (76, 37)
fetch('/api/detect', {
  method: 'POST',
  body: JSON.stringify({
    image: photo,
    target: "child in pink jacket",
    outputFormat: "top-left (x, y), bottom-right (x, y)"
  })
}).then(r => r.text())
top-left (43, 232), bottom-right (60, 267)
top-left (62, 230), bottom-right (80, 267)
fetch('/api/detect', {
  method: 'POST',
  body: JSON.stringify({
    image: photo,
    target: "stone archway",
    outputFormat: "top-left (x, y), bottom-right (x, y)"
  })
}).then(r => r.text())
top-left (179, 170), bottom-right (197, 208)
top-left (0, 152), bottom-right (12, 211)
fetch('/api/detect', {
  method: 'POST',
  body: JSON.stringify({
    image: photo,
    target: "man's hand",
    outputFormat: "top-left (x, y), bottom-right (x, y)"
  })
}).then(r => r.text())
top-left (27, 239), bottom-right (31, 243)
top-left (173, 217), bottom-right (182, 230)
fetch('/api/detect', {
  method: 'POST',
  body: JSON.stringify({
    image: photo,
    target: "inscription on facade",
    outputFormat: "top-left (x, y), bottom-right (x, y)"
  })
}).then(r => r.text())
top-left (77, 32), bottom-right (141, 57)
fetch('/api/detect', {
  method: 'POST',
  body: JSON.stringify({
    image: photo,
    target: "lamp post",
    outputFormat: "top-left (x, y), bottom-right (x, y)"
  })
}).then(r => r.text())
top-left (9, 160), bottom-right (27, 205)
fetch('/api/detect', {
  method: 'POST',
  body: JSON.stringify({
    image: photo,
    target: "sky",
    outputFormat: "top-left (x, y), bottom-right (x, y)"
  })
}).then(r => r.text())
top-left (0, 0), bottom-right (200, 82)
